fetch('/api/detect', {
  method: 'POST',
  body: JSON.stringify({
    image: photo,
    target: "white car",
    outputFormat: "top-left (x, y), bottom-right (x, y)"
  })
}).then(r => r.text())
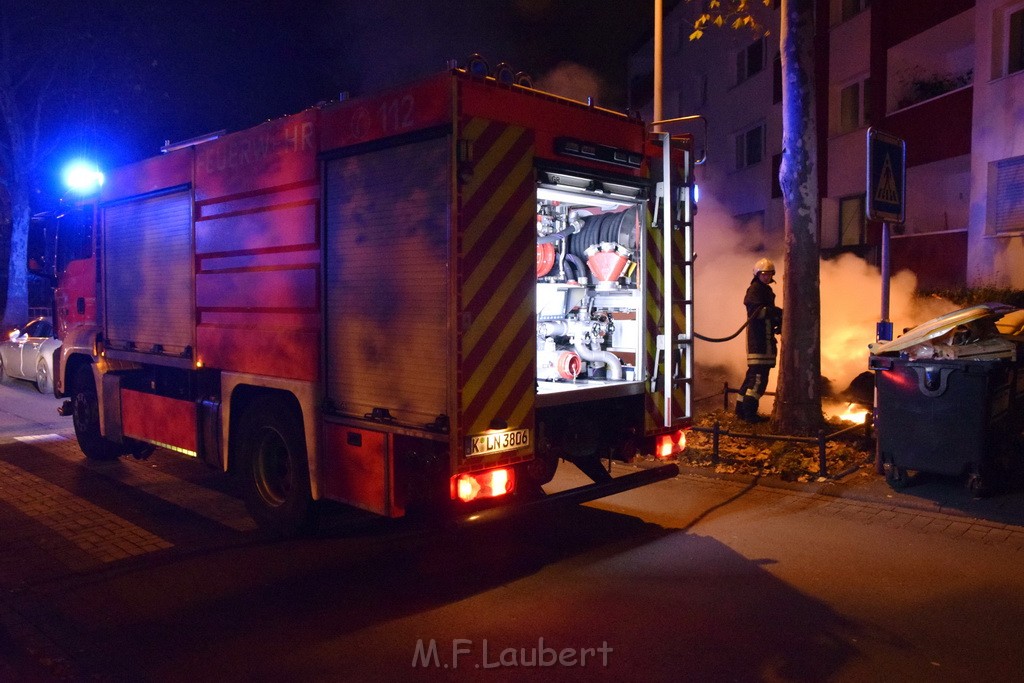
top-left (0, 317), bottom-right (62, 394)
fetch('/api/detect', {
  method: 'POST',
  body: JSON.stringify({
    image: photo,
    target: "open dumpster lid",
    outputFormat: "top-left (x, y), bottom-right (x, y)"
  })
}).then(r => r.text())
top-left (996, 309), bottom-right (1024, 336)
top-left (869, 303), bottom-right (1019, 356)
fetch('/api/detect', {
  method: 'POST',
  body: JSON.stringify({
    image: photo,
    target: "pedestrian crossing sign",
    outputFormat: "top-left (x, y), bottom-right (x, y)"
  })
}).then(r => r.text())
top-left (866, 128), bottom-right (906, 223)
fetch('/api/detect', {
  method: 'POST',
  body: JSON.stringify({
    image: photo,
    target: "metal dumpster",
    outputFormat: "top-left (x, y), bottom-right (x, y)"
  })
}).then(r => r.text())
top-left (869, 304), bottom-right (1024, 494)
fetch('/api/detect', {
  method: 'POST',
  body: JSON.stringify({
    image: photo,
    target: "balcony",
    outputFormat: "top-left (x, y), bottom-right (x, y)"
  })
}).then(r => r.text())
top-left (886, 8), bottom-right (975, 115)
top-left (891, 70), bottom-right (972, 111)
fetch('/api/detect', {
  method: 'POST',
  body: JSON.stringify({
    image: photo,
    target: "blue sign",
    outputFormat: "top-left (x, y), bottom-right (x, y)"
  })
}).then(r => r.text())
top-left (866, 128), bottom-right (906, 223)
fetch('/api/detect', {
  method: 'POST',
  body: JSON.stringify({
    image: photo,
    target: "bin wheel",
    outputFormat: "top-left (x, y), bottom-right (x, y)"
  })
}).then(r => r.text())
top-left (883, 459), bottom-right (910, 490)
top-left (968, 468), bottom-right (994, 498)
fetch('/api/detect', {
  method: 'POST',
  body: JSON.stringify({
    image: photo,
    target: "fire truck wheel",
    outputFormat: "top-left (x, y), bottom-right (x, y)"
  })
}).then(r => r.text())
top-left (71, 365), bottom-right (122, 461)
top-left (239, 398), bottom-right (316, 535)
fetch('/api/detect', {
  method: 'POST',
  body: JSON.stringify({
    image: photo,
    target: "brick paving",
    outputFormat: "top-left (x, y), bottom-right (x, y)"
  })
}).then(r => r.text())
top-left (0, 433), bottom-right (257, 591)
top-left (22, 434), bottom-right (257, 533)
top-left (0, 458), bottom-right (173, 572)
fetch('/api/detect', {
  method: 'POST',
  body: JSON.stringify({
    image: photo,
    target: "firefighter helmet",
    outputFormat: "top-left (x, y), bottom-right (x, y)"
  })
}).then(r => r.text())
top-left (753, 258), bottom-right (775, 275)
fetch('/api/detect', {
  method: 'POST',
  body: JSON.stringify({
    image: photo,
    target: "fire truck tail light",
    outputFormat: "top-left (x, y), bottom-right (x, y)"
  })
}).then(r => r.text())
top-left (655, 430), bottom-right (687, 459)
top-left (453, 467), bottom-right (515, 503)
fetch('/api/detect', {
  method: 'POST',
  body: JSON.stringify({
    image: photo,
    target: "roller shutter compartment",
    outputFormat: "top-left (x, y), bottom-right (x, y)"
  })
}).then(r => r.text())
top-left (103, 191), bottom-right (195, 360)
top-left (323, 136), bottom-right (452, 425)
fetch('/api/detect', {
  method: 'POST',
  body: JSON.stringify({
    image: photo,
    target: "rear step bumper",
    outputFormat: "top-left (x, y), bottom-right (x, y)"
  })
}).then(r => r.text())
top-left (454, 462), bottom-right (679, 528)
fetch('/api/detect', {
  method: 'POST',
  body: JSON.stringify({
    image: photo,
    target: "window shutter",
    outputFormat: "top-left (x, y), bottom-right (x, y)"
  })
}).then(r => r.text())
top-left (995, 156), bottom-right (1024, 233)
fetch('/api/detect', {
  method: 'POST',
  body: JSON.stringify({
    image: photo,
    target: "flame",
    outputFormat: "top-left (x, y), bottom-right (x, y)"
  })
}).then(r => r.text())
top-left (839, 404), bottom-right (869, 424)
top-left (824, 400), bottom-right (870, 425)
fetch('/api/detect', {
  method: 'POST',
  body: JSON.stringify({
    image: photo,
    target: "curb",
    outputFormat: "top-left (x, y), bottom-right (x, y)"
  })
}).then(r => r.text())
top-left (621, 458), bottom-right (1024, 526)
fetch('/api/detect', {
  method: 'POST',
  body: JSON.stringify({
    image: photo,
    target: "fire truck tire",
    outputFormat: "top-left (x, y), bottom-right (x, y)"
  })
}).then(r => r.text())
top-left (71, 365), bottom-right (122, 461)
top-left (238, 398), bottom-right (316, 535)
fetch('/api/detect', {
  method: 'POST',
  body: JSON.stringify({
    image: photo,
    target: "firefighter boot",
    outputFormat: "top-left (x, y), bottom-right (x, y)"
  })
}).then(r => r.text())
top-left (735, 399), bottom-right (748, 421)
top-left (740, 396), bottom-right (763, 423)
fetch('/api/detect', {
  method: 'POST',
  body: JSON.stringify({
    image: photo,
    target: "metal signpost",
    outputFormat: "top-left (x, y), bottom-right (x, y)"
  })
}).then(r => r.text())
top-left (866, 128), bottom-right (906, 342)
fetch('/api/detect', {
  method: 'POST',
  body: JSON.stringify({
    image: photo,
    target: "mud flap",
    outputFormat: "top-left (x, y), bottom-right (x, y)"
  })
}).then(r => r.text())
top-left (568, 455), bottom-right (613, 483)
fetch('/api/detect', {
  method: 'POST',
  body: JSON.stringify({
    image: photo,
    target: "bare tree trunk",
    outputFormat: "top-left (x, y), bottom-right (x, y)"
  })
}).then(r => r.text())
top-left (0, 3), bottom-right (35, 327)
top-left (2, 184), bottom-right (27, 326)
top-left (773, 0), bottom-right (822, 434)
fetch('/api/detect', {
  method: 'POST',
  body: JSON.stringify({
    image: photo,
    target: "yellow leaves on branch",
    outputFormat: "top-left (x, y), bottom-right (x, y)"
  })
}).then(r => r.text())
top-left (688, 0), bottom-right (772, 41)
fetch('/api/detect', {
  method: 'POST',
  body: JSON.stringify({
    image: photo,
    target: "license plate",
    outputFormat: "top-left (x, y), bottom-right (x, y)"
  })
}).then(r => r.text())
top-left (467, 428), bottom-right (531, 456)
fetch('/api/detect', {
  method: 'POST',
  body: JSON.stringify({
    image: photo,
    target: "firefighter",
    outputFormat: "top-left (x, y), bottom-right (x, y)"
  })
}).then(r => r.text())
top-left (736, 258), bottom-right (782, 422)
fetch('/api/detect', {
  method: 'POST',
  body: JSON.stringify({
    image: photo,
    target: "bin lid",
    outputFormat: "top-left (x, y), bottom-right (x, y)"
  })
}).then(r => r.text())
top-left (869, 303), bottom-right (1018, 355)
top-left (996, 309), bottom-right (1024, 337)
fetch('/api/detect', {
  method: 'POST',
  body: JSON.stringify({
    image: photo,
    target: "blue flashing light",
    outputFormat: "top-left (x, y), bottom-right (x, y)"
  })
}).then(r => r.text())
top-left (62, 160), bottom-right (105, 195)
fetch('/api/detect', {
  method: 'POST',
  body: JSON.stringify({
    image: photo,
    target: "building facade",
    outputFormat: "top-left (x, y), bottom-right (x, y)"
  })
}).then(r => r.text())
top-left (630, 0), bottom-right (1024, 290)
top-left (969, 0), bottom-right (1024, 287)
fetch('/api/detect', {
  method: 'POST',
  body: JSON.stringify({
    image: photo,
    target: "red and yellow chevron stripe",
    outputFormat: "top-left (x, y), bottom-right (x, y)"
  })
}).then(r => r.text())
top-left (645, 214), bottom-right (689, 433)
top-left (455, 116), bottom-right (536, 471)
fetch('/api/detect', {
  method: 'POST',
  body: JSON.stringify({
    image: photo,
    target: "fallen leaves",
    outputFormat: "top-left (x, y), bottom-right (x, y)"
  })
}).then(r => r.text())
top-left (677, 409), bottom-right (874, 481)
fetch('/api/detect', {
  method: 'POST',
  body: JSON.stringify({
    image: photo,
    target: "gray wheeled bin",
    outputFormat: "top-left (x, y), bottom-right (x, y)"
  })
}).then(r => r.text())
top-left (870, 352), bottom-right (1024, 494)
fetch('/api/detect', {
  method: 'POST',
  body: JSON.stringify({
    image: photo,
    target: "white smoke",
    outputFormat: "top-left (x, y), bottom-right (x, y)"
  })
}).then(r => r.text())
top-left (693, 209), bottom-right (955, 399)
top-left (534, 62), bottom-right (606, 104)
top-left (819, 253), bottom-right (954, 390)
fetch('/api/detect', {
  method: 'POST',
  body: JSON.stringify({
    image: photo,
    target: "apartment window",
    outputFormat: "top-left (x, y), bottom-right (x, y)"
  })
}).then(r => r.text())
top-left (1010, 7), bottom-right (1024, 75)
top-left (773, 53), bottom-right (782, 103)
top-left (735, 124), bottom-right (765, 170)
top-left (841, 0), bottom-right (870, 22)
top-left (838, 195), bottom-right (867, 246)
top-left (835, 77), bottom-right (872, 133)
top-left (668, 21), bottom-right (683, 54)
top-left (840, 81), bottom-right (863, 132)
top-left (994, 156), bottom-right (1024, 233)
top-left (629, 72), bottom-right (654, 110)
top-left (840, 82), bottom-right (860, 132)
top-left (695, 73), bottom-right (708, 107)
top-left (771, 153), bottom-right (783, 198)
top-left (736, 37), bottom-right (766, 85)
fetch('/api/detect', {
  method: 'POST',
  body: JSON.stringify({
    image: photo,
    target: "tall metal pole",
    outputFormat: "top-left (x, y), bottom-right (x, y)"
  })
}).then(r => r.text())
top-left (879, 221), bottom-right (891, 341)
top-left (654, 0), bottom-right (663, 130)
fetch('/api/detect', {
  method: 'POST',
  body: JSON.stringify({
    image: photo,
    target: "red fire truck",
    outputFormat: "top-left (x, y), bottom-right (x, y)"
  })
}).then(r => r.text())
top-left (52, 64), bottom-right (695, 533)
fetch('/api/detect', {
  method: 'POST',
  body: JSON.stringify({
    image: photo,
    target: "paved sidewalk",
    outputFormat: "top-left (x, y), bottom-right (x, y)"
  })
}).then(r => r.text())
top-left (663, 461), bottom-right (1024, 549)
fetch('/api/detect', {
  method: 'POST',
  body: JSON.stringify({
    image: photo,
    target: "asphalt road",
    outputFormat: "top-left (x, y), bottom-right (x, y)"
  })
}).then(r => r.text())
top-left (1, 379), bottom-right (1023, 681)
